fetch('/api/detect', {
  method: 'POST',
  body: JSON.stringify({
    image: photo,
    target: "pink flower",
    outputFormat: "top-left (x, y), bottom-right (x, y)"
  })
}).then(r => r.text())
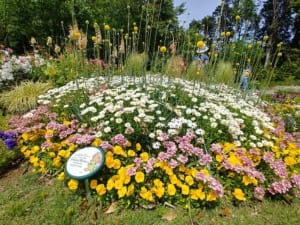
top-left (168, 159), bottom-right (178, 169)
top-left (291, 174), bottom-right (300, 188)
top-left (178, 154), bottom-right (188, 164)
top-left (268, 180), bottom-right (292, 195)
top-left (100, 141), bottom-right (113, 151)
top-left (254, 186), bottom-right (265, 200)
top-left (157, 152), bottom-right (169, 162)
top-left (210, 143), bottom-right (222, 154)
top-left (111, 134), bottom-right (128, 147)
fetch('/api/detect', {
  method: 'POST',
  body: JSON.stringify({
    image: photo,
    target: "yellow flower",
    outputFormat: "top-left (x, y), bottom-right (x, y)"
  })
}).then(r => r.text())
top-left (63, 120), bottom-right (71, 126)
top-left (200, 168), bottom-right (210, 176)
top-left (167, 183), bottom-right (176, 196)
top-left (114, 179), bottom-right (123, 190)
top-left (113, 145), bottom-right (126, 157)
top-left (206, 191), bottom-right (217, 201)
top-left (105, 156), bottom-right (115, 168)
top-left (68, 179), bottom-right (79, 191)
top-left (136, 143), bottom-right (142, 151)
top-left (216, 154), bottom-right (222, 162)
top-left (135, 171), bottom-right (145, 183)
top-left (53, 157), bottom-right (62, 167)
top-left (57, 172), bottom-right (65, 181)
top-left (277, 52), bottom-right (282, 57)
top-left (191, 189), bottom-right (205, 200)
top-left (140, 187), bottom-right (153, 201)
top-left (113, 159), bottom-right (121, 169)
top-left (92, 36), bottom-right (97, 42)
top-left (160, 46), bottom-right (167, 53)
top-left (181, 184), bottom-right (190, 195)
top-left (104, 24), bottom-right (110, 31)
top-left (235, 15), bottom-right (241, 21)
top-left (153, 186), bottom-right (165, 198)
top-left (263, 35), bottom-right (269, 41)
top-left (96, 184), bottom-right (107, 196)
top-left (22, 133), bottom-right (30, 141)
top-left (185, 176), bottom-right (194, 186)
top-left (190, 189), bottom-right (199, 200)
top-left (31, 145), bottom-right (40, 153)
top-left (118, 186), bottom-right (127, 198)
top-left (127, 150), bottom-right (136, 157)
top-left (233, 188), bottom-right (246, 201)
top-left (133, 26), bottom-right (138, 32)
top-left (127, 184), bottom-right (135, 196)
top-left (92, 138), bottom-right (102, 146)
top-left (225, 31), bottom-right (231, 37)
top-left (242, 176), bottom-right (258, 186)
top-left (221, 31), bottom-right (225, 37)
top-left (154, 179), bottom-right (164, 188)
top-left (140, 152), bottom-right (149, 162)
top-left (58, 150), bottom-right (70, 159)
top-left (107, 178), bottom-right (114, 191)
top-left (196, 71), bottom-right (200, 76)
top-left (284, 156), bottom-right (296, 166)
top-left (73, 32), bottom-right (81, 40)
top-left (169, 174), bottom-right (178, 184)
top-left (228, 154), bottom-right (242, 166)
top-left (90, 179), bottom-right (98, 189)
top-left (196, 188), bottom-right (206, 200)
top-left (196, 40), bottom-right (204, 48)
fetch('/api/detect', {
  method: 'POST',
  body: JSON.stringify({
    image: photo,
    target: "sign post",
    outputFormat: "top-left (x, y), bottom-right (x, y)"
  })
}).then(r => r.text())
top-left (65, 146), bottom-right (105, 201)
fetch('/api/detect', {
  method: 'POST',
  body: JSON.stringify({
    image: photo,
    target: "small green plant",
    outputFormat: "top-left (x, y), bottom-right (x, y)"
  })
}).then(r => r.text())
top-left (211, 60), bottom-right (234, 85)
top-left (0, 81), bottom-right (52, 114)
top-left (0, 139), bottom-right (22, 174)
top-left (125, 53), bottom-right (147, 77)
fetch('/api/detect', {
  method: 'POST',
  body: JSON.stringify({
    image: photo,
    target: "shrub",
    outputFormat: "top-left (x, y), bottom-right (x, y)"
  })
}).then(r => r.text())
top-left (0, 81), bottom-right (52, 114)
top-left (125, 53), bottom-right (147, 77)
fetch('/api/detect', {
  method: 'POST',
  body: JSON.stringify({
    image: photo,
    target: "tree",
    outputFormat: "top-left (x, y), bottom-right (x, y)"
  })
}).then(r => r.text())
top-left (290, 0), bottom-right (300, 47)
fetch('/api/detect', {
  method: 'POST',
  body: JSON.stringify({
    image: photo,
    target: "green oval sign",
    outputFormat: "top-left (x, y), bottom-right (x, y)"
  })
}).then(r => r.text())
top-left (65, 146), bottom-right (105, 180)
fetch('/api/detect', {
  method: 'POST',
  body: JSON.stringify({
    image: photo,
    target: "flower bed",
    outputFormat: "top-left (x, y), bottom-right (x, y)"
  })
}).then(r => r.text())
top-left (7, 75), bottom-right (300, 208)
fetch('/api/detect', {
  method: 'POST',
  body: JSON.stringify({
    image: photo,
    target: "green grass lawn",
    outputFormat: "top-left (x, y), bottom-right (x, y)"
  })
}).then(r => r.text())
top-left (0, 164), bottom-right (299, 225)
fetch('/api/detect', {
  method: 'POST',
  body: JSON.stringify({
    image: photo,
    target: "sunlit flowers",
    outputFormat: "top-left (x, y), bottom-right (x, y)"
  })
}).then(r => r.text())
top-left (68, 179), bottom-right (79, 191)
top-left (233, 188), bottom-right (246, 201)
top-left (104, 24), bottom-right (110, 31)
top-left (135, 171), bottom-right (145, 183)
top-left (160, 46), bottom-right (167, 53)
top-left (196, 41), bottom-right (204, 48)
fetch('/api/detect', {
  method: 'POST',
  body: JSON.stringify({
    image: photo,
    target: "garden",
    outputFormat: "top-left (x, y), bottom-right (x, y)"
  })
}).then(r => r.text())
top-left (0, 0), bottom-right (300, 224)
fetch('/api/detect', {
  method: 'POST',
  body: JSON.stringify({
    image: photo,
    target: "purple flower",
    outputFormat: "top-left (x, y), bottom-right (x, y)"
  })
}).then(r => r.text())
top-left (4, 138), bottom-right (18, 150)
top-left (0, 130), bottom-right (18, 150)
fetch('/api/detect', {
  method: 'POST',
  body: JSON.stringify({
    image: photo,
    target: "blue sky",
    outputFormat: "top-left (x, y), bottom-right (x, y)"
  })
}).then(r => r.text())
top-left (174, 0), bottom-right (221, 27)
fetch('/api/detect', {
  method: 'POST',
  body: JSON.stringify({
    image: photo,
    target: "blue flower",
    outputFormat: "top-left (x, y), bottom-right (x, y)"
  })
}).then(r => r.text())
top-left (0, 130), bottom-right (18, 150)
